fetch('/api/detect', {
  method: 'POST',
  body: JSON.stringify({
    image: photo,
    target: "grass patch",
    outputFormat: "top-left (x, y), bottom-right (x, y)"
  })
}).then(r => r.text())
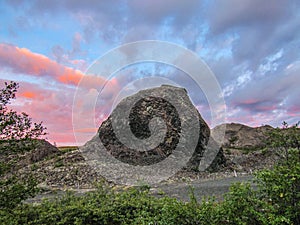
top-left (58, 146), bottom-right (79, 154)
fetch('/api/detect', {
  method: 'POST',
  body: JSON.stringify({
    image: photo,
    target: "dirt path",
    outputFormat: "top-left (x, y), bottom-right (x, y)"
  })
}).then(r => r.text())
top-left (26, 175), bottom-right (254, 204)
top-left (152, 175), bottom-right (254, 202)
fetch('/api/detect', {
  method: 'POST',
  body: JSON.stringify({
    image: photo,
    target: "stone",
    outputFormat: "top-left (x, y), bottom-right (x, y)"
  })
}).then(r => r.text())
top-left (93, 85), bottom-right (225, 172)
top-left (200, 138), bottom-right (227, 172)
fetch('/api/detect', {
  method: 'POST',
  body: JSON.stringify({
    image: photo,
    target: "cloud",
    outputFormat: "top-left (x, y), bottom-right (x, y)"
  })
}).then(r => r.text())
top-left (0, 43), bottom-right (111, 90)
top-left (0, 43), bottom-right (122, 145)
top-left (0, 43), bottom-right (84, 85)
top-left (6, 78), bottom-right (113, 145)
top-left (2, 1), bottom-right (300, 143)
top-left (208, 0), bottom-right (289, 34)
top-left (70, 32), bottom-right (84, 56)
top-left (6, 0), bottom-right (204, 48)
top-left (51, 42), bottom-right (88, 72)
top-left (128, 0), bottom-right (202, 26)
top-left (226, 60), bottom-right (300, 126)
top-left (207, 0), bottom-right (300, 70)
top-left (51, 45), bottom-right (65, 63)
top-left (0, 78), bottom-right (75, 145)
top-left (26, 0), bottom-right (128, 44)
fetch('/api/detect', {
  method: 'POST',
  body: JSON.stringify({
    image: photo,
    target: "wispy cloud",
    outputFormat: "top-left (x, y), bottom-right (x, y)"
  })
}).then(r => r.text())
top-left (0, 43), bottom-right (84, 85)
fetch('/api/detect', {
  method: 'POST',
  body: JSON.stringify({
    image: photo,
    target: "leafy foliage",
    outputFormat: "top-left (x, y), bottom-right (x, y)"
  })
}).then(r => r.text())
top-left (0, 81), bottom-right (45, 211)
top-left (266, 121), bottom-right (300, 161)
top-left (0, 81), bottom-right (47, 144)
top-left (255, 122), bottom-right (300, 225)
top-left (219, 182), bottom-right (289, 225)
top-left (0, 175), bottom-right (38, 210)
top-left (255, 121), bottom-right (300, 224)
top-left (255, 156), bottom-right (300, 224)
top-left (0, 180), bottom-right (292, 225)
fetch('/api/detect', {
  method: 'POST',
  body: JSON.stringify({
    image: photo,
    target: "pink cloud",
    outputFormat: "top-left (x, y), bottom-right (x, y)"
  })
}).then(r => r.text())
top-left (0, 44), bottom-right (113, 92)
top-left (17, 84), bottom-right (50, 101)
top-left (7, 81), bottom-right (120, 146)
top-left (18, 85), bottom-right (108, 146)
top-left (0, 43), bottom-right (85, 86)
top-left (239, 99), bottom-right (259, 105)
top-left (0, 44), bottom-right (124, 145)
top-left (287, 106), bottom-right (300, 117)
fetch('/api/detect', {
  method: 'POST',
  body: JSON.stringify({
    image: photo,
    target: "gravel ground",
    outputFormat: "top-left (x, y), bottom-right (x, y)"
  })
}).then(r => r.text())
top-left (152, 175), bottom-right (254, 202)
top-left (26, 175), bottom-right (254, 204)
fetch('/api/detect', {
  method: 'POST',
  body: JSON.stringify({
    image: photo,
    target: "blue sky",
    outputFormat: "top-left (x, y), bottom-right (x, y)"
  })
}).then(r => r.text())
top-left (0, 0), bottom-right (299, 145)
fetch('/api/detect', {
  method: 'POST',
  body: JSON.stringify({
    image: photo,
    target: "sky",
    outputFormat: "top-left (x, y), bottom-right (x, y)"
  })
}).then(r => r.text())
top-left (0, 0), bottom-right (299, 146)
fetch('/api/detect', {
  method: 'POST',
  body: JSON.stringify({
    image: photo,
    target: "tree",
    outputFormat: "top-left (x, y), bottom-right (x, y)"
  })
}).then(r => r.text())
top-left (257, 121), bottom-right (300, 224)
top-left (0, 81), bottom-right (44, 210)
top-left (0, 81), bottom-right (47, 141)
top-left (266, 121), bottom-right (300, 162)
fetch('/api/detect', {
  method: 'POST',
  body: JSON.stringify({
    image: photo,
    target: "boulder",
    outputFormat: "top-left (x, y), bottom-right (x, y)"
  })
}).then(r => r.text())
top-left (96, 85), bottom-right (225, 172)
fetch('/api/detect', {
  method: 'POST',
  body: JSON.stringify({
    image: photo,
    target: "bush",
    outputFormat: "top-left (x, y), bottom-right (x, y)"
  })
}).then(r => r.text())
top-left (255, 121), bottom-right (300, 224)
top-left (0, 186), bottom-right (200, 225)
top-left (0, 173), bottom-right (296, 225)
top-left (266, 121), bottom-right (300, 161)
top-left (0, 175), bottom-right (38, 210)
top-left (219, 182), bottom-right (290, 225)
top-left (255, 149), bottom-right (300, 224)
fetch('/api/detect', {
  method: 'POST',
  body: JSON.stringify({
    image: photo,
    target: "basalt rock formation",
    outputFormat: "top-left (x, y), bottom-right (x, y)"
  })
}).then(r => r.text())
top-left (95, 85), bottom-right (226, 172)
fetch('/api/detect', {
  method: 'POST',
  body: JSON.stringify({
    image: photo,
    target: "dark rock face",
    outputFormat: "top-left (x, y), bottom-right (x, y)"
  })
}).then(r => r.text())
top-left (98, 85), bottom-right (225, 171)
top-left (99, 96), bottom-right (181, 166)
top-left (202, 138), bottom-right (227, 172)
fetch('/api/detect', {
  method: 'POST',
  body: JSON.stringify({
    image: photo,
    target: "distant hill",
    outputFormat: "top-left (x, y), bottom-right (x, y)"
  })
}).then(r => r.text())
top-left (212, 123), bottom-right (274, 150)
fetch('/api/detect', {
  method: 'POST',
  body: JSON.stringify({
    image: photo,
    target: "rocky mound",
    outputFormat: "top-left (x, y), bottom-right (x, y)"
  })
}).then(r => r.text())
top-left (20, 139), bottom-right (60, 165)
top-left (0, 139), bottom-right (60, 171)
top-left (212, 123), bottom-right (274, 150)
top-left (85, 85), bottom-right (226, 174)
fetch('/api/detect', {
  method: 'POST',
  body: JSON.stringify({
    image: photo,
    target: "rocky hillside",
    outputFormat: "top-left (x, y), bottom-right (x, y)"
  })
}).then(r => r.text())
top-left (0, 140), bottom-right (103, 189)
top-left (210, 122), bottom-right (300, 173)
top-left (2, 103), bottom-right (296, 189)
top-left (212, 123), bottom-right (274, 150)
top-left (0, 122), bottom-right (294, 189)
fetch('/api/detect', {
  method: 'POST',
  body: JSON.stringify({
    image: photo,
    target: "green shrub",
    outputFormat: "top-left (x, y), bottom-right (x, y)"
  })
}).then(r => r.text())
top-left (255, 149), bottom-right (300, 224)
top-left (219, 182), bottom-right (290, 225)
top-left (0, 174), bottom-right (296, 225)
top-left (254, 121), bottom-right (300, 224)
top-left (0, 175), bottom-right (38, 210)
top-left (266, 121), bottom-right (300, 161)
